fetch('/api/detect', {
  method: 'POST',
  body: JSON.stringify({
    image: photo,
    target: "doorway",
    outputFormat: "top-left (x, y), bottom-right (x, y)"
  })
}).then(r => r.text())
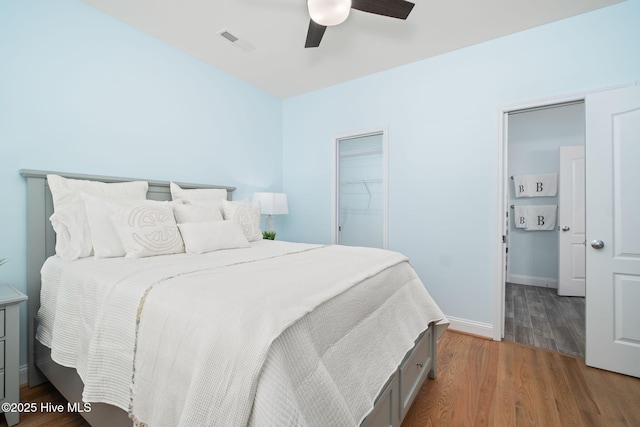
top-left (496, 85), bottom-right (640, 377)
top-left (501, 101), bottom-right (586, 356)
top-left (331, 128), bottom-right (388, 249)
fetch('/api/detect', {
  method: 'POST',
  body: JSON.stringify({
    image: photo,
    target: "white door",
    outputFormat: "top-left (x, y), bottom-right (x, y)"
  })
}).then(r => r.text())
top-left (558, 146), bottom-right (585, 296)
top-left (585, 85), bottom-right (640, 378)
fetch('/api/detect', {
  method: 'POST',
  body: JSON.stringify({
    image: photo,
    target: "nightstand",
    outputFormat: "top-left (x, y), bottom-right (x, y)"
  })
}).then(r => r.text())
top-left (0, 285), bottom-right (27, 427)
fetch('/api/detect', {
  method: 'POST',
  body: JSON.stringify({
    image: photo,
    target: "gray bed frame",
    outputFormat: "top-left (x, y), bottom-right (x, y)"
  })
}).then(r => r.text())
top-left (20, 169), bottom-right (437, 427)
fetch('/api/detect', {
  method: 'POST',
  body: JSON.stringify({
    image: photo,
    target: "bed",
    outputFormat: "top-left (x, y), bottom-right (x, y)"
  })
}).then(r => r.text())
top-left (20, 169), bottom-right (448, 427)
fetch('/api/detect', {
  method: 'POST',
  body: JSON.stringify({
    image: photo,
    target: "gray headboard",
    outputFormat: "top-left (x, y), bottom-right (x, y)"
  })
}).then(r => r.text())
top-left (19, 169), bottom-right (235, 386)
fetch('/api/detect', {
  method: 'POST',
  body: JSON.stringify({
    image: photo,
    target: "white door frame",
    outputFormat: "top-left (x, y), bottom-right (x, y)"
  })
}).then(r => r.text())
top-left (493, 85), bottom-right (631, 341)
top-left (331, 126), bottom-right (389, 248)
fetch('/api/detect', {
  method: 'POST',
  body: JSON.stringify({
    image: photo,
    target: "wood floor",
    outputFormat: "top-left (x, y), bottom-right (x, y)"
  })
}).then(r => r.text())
top-left (504, 282), bottom-right (585, 357)
top-left (3, 331), bottom-right (639, 427)
top-left (402, 331), bottom-right (640, 427)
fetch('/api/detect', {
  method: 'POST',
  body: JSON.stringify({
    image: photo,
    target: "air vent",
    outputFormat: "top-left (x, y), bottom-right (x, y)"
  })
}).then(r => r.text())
top-left (217, 29), bottom-right (255, 53)
top-left (220, 31), bottom-right (238, 42)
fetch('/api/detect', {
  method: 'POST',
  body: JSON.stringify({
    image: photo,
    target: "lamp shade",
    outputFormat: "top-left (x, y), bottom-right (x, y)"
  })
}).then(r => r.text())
top-left (307, 0), bottom-right (351, 26)
top-left (252, 192), bottom-right (289, 215)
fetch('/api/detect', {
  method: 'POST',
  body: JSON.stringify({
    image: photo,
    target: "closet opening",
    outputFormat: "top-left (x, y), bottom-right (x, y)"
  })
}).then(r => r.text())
top-left (331, 128), bottom-right (388, 249)
top-left (502, 100), bottom-right (586, 357)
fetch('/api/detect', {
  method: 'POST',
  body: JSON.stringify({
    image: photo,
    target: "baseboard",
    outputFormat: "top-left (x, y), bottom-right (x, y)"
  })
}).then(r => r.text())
top-left (20, 363), bottom-right (28, 385)
top-left (508, 274), bottom-right (558, 288)
top-left (446, 316), bottom-right (493, 339)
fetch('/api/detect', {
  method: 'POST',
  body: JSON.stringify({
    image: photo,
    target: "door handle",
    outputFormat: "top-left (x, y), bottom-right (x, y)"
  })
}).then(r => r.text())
top-left (562, 226), bottom-right (570, 231)
top-left (591, 240), bottom-right (605, 249)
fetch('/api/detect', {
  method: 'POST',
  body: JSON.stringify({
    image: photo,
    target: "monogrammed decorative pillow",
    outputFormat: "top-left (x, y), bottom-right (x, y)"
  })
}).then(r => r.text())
top-left (222, 200), bottom-right (262, 242)
top-left (112, 203), bottom-right (184, 258)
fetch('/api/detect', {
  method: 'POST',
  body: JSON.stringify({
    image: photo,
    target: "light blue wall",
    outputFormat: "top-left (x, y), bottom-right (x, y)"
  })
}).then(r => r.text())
top-left (507, 103), bottom-right (585, 284)
top-left (2, 0), bottom-right (639, 368)
top-left (281, 0), bottom-right (640, 325)
top-left (0, 0), bottom-right (282, 366)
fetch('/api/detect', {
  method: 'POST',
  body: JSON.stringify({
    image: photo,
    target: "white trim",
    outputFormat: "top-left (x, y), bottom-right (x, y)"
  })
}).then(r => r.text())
top-left (20, 363), bottom-right (28, 385)
top-left (509, 274), bottom-right (558, 288)
top-left (331, 126), bottom-right (389, 249)
top-left (501, 83), bottom-right (635, 113)
top-left (382, 129), bottom-right (389, 249)
top-left (446, 316), bottom-right (494, 339)
top-left (493, 104), bottom-right (508, 341)
top-left (494, 83), bottom-right (635, 344)
top-left (331, 136), bottom-right (338, 245)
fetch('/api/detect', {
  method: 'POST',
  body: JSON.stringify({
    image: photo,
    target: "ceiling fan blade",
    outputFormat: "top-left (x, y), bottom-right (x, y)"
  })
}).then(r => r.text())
top-left (305, 20), bottom-right (327, 48)
top-left (351, 0), bottom-right (415, 19)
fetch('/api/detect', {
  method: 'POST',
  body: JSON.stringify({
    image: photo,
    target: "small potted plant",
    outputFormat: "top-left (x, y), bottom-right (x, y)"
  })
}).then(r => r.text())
top-left (262, 231), bottom-right (276, 240)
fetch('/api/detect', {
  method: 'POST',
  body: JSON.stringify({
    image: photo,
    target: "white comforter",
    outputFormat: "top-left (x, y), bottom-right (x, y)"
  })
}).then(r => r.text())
top-left (38, 241), bottom-right (447, 426)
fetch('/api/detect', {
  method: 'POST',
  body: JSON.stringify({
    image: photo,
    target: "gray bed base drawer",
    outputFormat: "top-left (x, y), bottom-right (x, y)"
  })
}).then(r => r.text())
top-left (362, 325), bottom-right (435, 427)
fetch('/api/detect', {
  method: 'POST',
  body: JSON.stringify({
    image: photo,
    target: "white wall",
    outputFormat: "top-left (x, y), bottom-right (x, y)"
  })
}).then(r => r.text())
top-left (281, 0), bottom-right (640, 330)
top-left (507, 103), bottom-right (585, 287)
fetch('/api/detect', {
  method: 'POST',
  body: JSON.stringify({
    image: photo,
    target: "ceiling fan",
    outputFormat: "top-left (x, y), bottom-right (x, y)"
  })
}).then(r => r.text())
top-left (305, 0), bottom-right (415, 48)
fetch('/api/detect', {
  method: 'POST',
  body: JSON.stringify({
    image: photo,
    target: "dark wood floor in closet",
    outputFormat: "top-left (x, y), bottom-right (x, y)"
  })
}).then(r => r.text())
top-left (504, 282), bottom-right (585, 357)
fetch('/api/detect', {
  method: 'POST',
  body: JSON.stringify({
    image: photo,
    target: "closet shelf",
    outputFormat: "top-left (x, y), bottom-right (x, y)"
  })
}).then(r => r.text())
top-left (339, 179), bottom-right (383, 184)
top-left (339, 148), bottom-right (383, 158)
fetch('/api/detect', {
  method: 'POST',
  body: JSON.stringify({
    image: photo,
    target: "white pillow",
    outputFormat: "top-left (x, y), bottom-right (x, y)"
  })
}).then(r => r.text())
top-left (173, 201), bottom-right (223, 224)
top-left (113, 204), bottom-right (184, 258)
top-left (47, 174), bottom-right (148, 260)
top-left (84, 195), bottom-right (177, 258)
top-left (49, 202), bottom-right (93, 260)
top-left (178, 221), bottom-right (249, 254)
top-left (83, 195), bottom-right (139, 258)
top-left (48, 174), bottom-right (148, 211)
top-left (222, 200), bottom-right (262, 242)
top-left (170, 182), bottom-right (227, 202)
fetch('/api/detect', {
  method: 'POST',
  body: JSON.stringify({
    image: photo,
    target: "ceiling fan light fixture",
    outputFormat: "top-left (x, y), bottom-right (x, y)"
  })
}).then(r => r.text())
top-left (307, 0), bottom-right (352, 26)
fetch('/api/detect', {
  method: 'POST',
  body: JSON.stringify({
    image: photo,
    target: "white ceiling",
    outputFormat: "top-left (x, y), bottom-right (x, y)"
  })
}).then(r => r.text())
top-left (81, 0), bottom-right (621, 99)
